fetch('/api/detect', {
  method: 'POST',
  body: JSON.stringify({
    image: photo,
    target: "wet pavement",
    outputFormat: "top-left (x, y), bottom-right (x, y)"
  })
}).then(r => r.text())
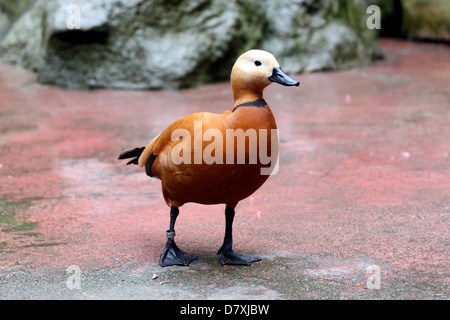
top-left (0, 39), bottom-right (449, 299)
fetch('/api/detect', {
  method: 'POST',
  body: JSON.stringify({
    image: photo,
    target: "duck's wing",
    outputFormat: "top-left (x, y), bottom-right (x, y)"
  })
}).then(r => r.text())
top-left (137, 111), bottom-right (225, 167)
top-left (137, 133), bottom-right (161, 168)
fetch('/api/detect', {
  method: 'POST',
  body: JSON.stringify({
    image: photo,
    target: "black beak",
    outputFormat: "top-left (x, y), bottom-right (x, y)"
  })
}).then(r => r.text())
top-left (268, 67), bottom-right (300, 86)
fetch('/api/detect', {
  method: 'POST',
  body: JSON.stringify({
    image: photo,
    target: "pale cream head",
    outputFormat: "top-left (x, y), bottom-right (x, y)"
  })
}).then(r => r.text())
top-left (230, 49), bottom-right (299, 105)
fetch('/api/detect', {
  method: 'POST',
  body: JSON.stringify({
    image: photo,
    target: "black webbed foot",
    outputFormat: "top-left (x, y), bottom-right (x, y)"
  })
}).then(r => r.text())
top-left (160, 238), bottom-right (197, 267)
top-left (217, 243), bottom-right (261, 266)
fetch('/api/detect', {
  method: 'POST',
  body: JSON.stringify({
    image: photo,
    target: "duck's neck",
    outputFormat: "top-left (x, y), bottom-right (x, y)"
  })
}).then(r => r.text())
top-left (232, 88), bottom-right (264, 110)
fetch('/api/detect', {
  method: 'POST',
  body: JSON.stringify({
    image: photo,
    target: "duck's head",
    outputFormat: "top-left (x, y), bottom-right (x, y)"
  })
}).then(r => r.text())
top-left (230, 49), bottom-right (299, 103)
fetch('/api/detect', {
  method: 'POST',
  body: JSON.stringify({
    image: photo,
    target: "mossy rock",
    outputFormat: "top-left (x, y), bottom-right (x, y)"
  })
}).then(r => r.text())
top-left (364, 0), bottom-right (450, 40)
top-left (402, 0), bottom-right (450, 41)
top-left (0, 0), bottom-right (35, 39)
top-left (0, 0), bottom-right (382, 90)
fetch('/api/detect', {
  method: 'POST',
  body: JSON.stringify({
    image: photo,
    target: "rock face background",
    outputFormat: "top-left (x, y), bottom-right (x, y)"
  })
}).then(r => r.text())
top-left (0, 0), bottom-right (386, 90)
top-left (400, 0), bottom-right (450, 41)
top-left (364, 0), bottom-right (450, 40)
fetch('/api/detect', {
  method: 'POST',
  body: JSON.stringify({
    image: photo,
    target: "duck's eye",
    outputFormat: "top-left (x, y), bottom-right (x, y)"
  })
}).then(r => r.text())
top-left (254, 60), bottom-right (262, 67)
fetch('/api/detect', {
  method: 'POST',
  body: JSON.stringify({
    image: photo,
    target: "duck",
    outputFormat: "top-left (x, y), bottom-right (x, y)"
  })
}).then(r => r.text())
top-left (119, 49), bottom-right (299, 266)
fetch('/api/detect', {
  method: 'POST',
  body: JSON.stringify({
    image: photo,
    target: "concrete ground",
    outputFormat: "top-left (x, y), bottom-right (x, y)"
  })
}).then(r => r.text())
top-left (0, 39), bottom-right (448, 300)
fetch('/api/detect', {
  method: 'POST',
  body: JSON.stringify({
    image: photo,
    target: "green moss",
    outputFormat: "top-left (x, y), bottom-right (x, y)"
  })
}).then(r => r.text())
top-left (402, 0), bottom-right (450, 39)
top-left (2, 221), bottom-right (38, 232)
top-left (20, 232), bottom-right (42, 237)
top-left (0, 198), bottom-right (38, 233)
top-left (0, 213), bottom-right (22, 225)
top-left (21, 242), bottom-right (66, 248)
top-left (292, 40), bottom-right (303, 56)
top-left (334, 41), bottom-right (359, 65)
top-left (335, 0), bottom-right (372, 44)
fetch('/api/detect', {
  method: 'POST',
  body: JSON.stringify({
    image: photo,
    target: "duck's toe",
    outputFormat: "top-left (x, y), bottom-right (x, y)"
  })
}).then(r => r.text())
top-left (219, 249), bottom-right (261, 266)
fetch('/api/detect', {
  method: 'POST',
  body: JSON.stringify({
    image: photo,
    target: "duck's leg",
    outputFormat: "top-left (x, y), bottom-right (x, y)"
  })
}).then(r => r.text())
top-left (159, 206), bottom-right (197, 267)
top-left (217, 206), bottom-right (261, 266)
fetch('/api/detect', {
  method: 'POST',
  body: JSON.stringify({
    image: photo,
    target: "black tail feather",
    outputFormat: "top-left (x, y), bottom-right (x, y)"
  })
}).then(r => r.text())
top-left (118, 147), bottom-right (145, 165)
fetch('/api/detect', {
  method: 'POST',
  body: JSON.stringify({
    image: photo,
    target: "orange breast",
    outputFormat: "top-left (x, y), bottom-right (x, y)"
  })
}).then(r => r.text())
top-left (152, 106), bottom-right (278, 207)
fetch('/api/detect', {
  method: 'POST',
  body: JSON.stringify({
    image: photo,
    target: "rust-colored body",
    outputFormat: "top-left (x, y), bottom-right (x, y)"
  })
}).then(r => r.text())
top-left (139, 105), bottom-right (277, 207)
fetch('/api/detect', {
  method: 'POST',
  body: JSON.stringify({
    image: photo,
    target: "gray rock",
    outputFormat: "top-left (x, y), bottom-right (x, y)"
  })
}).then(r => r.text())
top-left (260, 0), bottom-right (382, 73)
top-left (0, 0), bottom-right (35, 39)
top-left (0, 0), bottom-right (46, 72)
top-left (0, 0), bottom-right (382, 90)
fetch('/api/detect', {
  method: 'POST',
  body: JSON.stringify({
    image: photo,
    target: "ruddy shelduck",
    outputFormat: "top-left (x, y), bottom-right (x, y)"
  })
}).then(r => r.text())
top-left (119, 49), bottom-right (299, 266)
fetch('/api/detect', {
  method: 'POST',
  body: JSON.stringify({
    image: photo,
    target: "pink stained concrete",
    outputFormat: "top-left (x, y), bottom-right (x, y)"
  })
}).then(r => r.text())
top-left (0, 39), bottom-right (449, 298)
